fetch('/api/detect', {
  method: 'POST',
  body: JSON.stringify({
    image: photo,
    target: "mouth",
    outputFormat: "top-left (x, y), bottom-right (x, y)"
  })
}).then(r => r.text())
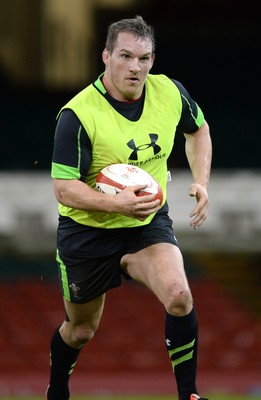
top-left (126, 77), bottom-right (140, 85)
top-left (127, 75), bottom-right (139, 81)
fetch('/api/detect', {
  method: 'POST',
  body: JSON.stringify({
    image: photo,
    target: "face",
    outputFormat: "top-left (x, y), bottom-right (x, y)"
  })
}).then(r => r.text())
top-left (102, 31), bottom-right (155, 101)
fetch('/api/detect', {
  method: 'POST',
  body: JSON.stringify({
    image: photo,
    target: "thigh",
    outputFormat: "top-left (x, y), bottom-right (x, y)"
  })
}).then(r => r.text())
top-left (60, 294), bottom-right (105, 346)
top-left (121, 243), bottom-right (190, 305)
top-left (64, 294), bottom-right (105, 327)
top-left (124, 202), bottom-right (178, 254)
top-left (57, 251), bottom-right (123, 303)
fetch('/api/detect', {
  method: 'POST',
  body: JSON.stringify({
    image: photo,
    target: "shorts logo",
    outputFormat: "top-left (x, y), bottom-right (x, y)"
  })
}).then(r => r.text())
top-left (69, 283), bottom-right (80, 299)
top-left (127, 134), bottom-right (161, 160)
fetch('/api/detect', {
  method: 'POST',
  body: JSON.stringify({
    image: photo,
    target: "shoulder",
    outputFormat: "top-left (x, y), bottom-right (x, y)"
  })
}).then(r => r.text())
top-left (148, 75), bottom-right (194, 101)
top-left (56, 109), bottom-right (81, 132)
top-left (147, 74), bottom-right (176, 87)
top-left (146, 74), bottom-right (181, 101)
top-left (63, 83), bottom-right (96, 108)
top-left (171, 79), bottom-right (192, 99)
top-left (57, 81), bottom-right (102, 123)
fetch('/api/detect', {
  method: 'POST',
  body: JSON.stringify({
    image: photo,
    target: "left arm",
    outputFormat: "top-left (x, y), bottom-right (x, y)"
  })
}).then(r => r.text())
top-left (184, 120), bottom-right (212, 229)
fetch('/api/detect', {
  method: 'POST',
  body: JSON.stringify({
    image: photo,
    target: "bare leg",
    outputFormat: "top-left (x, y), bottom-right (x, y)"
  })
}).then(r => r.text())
top-left (47, 294), bottom-right (105, 400)
top-left (121, 243), bottom-right (199, 400)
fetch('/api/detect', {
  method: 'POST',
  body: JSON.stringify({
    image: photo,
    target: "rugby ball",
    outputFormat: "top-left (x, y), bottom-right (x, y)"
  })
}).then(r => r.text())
top-left (96, 164), bottom-right (163, 205)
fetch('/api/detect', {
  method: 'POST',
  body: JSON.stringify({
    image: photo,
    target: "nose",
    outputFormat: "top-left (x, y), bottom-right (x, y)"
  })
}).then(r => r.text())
top-left (129, 59), bottom-right (141, 72)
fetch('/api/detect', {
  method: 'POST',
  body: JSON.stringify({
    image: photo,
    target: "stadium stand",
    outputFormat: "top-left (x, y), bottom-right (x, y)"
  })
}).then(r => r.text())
top-left (0, 276), bottom-right (260, 392)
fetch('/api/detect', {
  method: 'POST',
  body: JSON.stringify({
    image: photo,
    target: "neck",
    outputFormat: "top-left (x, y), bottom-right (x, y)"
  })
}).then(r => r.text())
top-left (101, 75), bottom-right (141, 103)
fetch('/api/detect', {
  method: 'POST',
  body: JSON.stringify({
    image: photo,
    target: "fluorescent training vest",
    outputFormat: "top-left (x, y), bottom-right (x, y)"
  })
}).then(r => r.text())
top-left (55, 74), bottom-right (185, 228)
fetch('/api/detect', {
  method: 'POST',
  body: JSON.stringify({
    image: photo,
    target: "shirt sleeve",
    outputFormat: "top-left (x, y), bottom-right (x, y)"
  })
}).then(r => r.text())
top-left (51, 109), bottom-right (92, 181)
top-left (172, 79), bottom-right (205, 134)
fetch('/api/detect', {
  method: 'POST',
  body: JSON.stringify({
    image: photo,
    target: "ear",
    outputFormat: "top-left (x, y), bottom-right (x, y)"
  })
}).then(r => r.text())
top-left (102, 49), bottom-right (110, 66)
top-left (150, 53), bottom-right (155, 68)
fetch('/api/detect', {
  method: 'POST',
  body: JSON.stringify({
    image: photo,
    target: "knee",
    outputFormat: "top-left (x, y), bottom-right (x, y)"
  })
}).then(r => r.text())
top-left (61, 322), bottom-right (97, 348)
top-left (164, 282), bottom-right (193, 316)
top-left (74, 325), bottom-right (96, 347)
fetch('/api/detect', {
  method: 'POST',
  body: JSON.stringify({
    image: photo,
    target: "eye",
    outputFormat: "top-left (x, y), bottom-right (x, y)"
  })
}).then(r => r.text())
top-left (140, 56), bottom-right (150, 62)
top-left (121, 54), bottom-right (130, 59)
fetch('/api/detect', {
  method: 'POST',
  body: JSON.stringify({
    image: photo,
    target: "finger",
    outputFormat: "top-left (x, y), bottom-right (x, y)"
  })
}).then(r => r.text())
top-left (190, 195), bottom-right (208, 216)
top-left (189, 187), bottom-right (197, 197)
top-left (190, 208), bottom-right (208, 228)
top-left (123, 185), bottom-right (158, 203)
top-left (139, 198), bottom-right (161, 208)
top-left (132, 201), bottom-right (162, 220)
top-left (136, 193), bottom-right (161, 205)
top-left (190, 205), bottom-right (198, 218)
top-left (125, 184), bottom-right (148, 193)
top-left (189, 183), bottom-right (202, 197)
top-left (190, 201), bottom-right (203, 217)
top-left (190, 215), bottom-right (207, 229)
top-left (134, 205), bottom-right (161, 220)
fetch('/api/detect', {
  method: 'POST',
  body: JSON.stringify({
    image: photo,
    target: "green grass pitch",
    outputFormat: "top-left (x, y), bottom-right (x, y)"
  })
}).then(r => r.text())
top-left (0, 395), bottom-right (260, 400)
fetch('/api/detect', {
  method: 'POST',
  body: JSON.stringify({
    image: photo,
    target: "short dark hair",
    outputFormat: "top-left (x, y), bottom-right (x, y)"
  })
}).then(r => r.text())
top-left (105, 15), bottom-right (155, 54)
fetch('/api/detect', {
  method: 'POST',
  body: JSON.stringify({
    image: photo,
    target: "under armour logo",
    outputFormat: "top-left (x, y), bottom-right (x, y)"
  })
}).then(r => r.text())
top-left (127, 134), bottom-right (161, 160)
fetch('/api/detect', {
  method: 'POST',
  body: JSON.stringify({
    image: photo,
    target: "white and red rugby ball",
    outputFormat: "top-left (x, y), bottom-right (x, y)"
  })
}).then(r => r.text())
top-left (96, 163), bottom-right (163, 205)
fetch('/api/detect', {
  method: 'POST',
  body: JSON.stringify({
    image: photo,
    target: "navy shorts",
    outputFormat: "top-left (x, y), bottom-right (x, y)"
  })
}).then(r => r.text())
top-left (56, 202), bottom-right (178, 304)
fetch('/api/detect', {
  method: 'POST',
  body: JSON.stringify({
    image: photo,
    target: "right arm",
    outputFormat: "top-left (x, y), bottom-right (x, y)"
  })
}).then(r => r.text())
top-left (54, 178), bottom-right (160, 219)
top-left (52, 110), bottom-right (160, 220)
